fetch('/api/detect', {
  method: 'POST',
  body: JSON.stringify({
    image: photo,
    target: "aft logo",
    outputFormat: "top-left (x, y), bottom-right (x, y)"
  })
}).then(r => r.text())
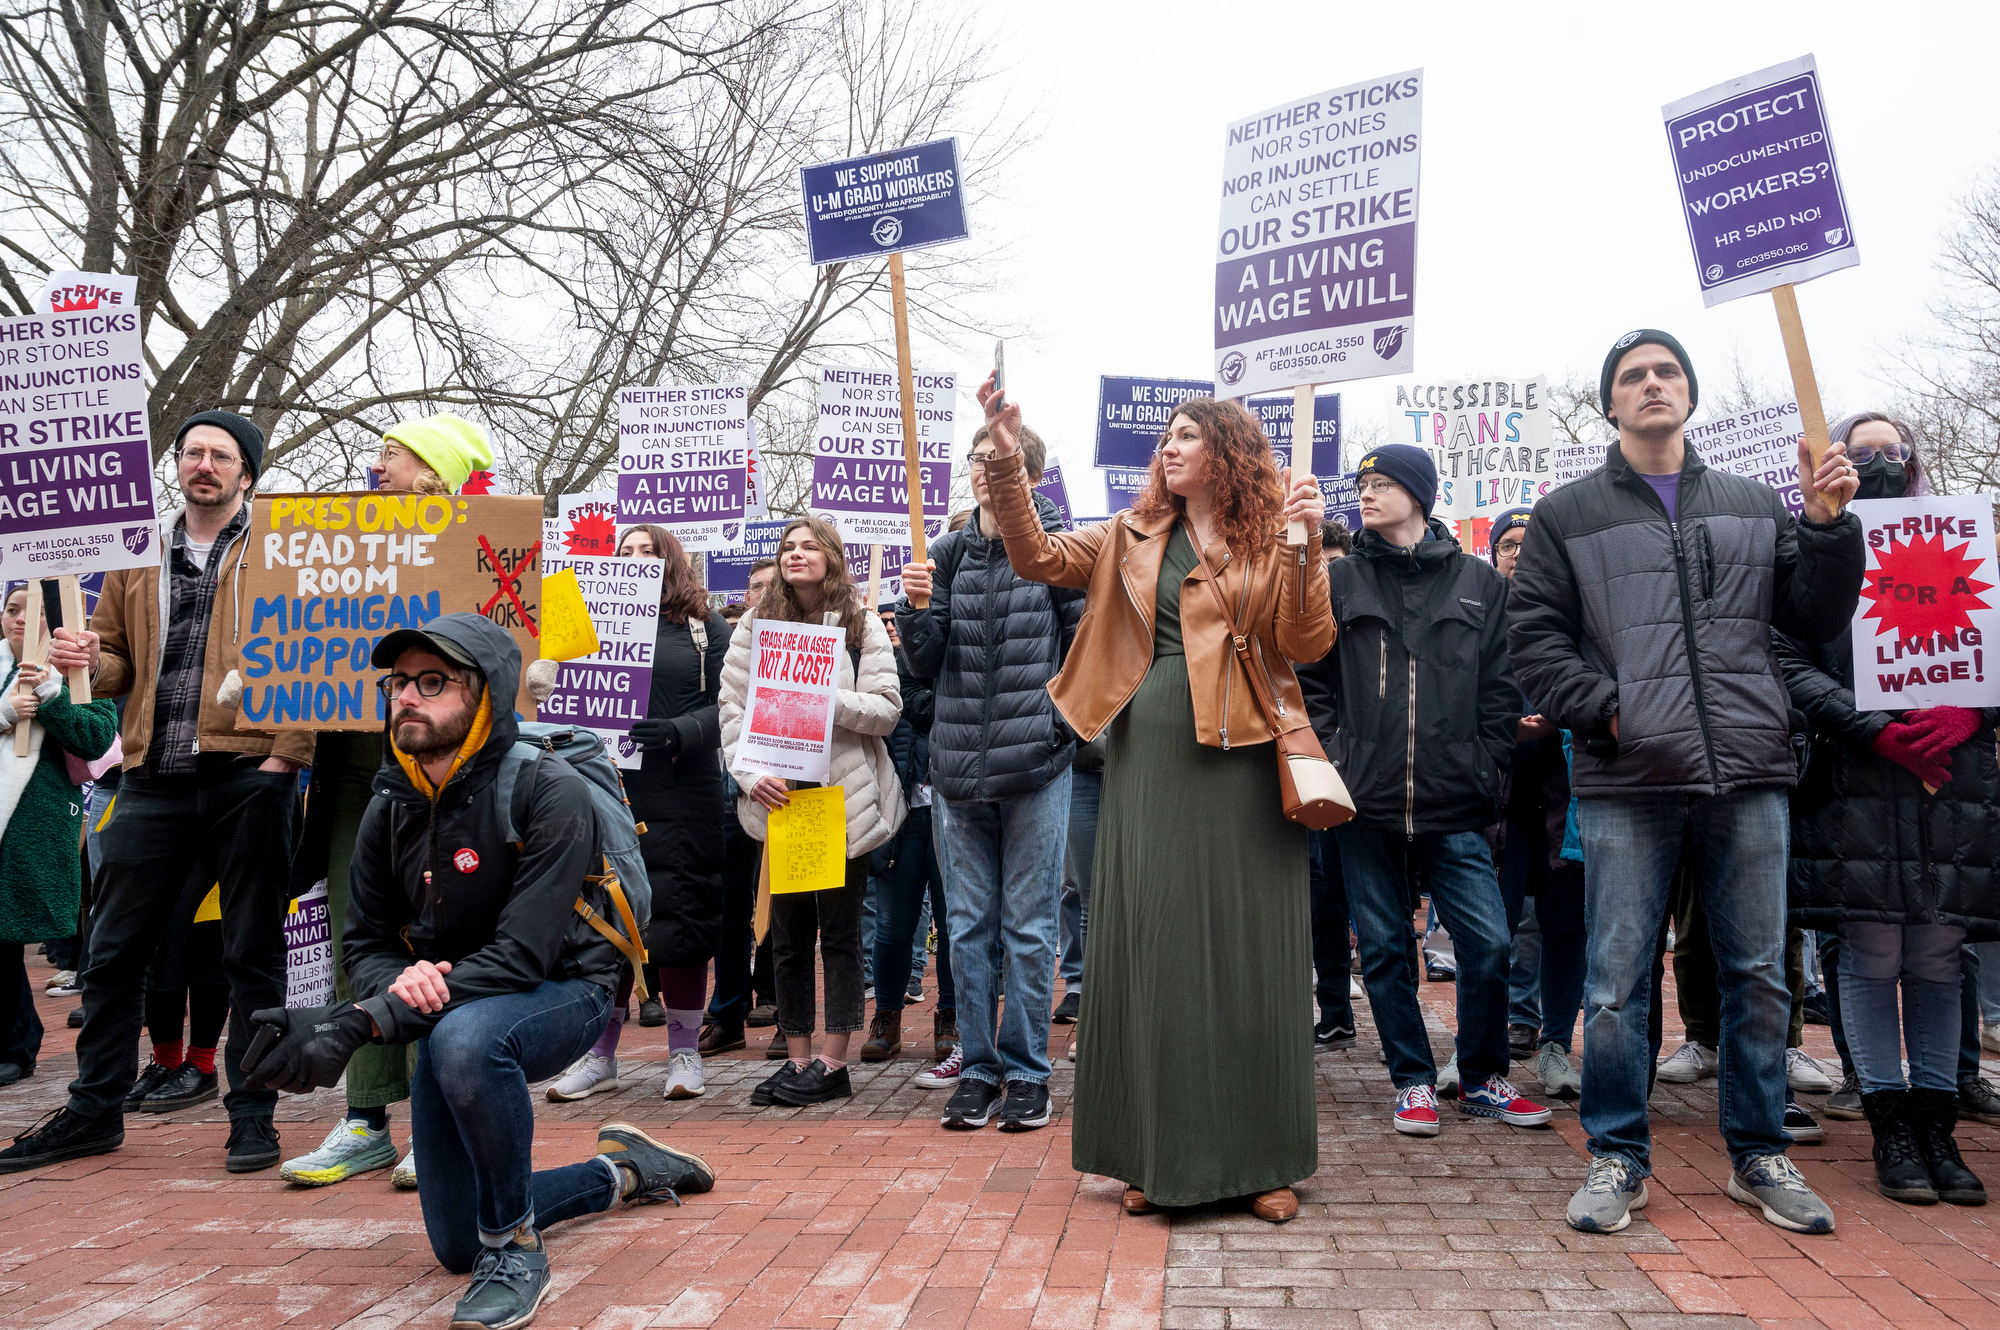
top-left (121, 525), bottom-right (151, 556)
top-left (1373, 324), bottom-right (1408, 361)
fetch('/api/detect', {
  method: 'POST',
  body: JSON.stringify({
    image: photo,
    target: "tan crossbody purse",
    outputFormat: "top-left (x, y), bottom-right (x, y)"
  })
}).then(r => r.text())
top-left (1192, 541), bottom-right (1355, 831)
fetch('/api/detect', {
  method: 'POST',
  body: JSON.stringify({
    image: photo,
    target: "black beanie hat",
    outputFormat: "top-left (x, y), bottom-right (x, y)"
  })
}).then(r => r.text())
top-left (1598, 329), bottom-right (1699, 424)
top-left (174, 410), bottom-right (265, 482)
top-left (1356, 443), bottom-right (1439, 518)
top-left (1488, 506), bottom-right (1532, 562)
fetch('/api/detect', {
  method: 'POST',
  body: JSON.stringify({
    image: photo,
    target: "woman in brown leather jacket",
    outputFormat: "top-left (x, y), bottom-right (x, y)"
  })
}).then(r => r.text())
top-left (979, 375), bottom-right (1332, 1222)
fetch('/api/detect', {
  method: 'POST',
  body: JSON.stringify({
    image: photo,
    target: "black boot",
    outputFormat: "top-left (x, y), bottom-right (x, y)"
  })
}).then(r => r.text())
top-left (1861, 1089), bottom-right (1937, 1204)
top-left (1910, 1087), bottom-right (1986, 1206)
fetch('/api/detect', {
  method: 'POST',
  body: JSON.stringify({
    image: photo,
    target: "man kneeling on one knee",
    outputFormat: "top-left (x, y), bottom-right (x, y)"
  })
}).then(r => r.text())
top-left (244, 613), bottom-right (713, 1330)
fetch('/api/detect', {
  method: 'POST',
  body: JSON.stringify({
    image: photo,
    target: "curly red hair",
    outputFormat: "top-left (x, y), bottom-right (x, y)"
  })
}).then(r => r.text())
top-left (1131, 397), bottom-right (1286, 563)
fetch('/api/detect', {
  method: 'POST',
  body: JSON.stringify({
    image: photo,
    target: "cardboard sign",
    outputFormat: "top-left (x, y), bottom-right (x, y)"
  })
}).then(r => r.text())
top-left (1849, 496), bottom-right (2000, 711)
top-left (285, 880), bottom-right (334, 1009)
top-left (1034, 464), bottom-right (1073, 524)
top-left (1663, 54), bottom-right (1858, 307)
top-left (1395, 377), bottom-right (1552, 521)
top-left (617, 381), bottom-right (749, 551)
top-left (800, 137), bottom-right (969, 267)
top-left (766, 786), bottom-right (847, 893)
top-left (556, 492), bottom-right (620, 555)
top-left (1245, 389), bottom-right (1344, 479)
top-left (1687, 401), bottom-right (1805, 515)
top-left (0, 307), bottom-right (160, 579)
top-left (235, 492), bottom-right (544, 729)
top-left (1214, 70), bottom-right (1424, 397)
top-left (811, 366), bottom-right (956, 542)
top-left (708, 519), bottom-right (787, 605)
top-left (737, 617), bottom-right (844, 783)
top-left (538, 553), bottom-right (663, 769)
top-left (1094, 376), bottom-right (1214, 469)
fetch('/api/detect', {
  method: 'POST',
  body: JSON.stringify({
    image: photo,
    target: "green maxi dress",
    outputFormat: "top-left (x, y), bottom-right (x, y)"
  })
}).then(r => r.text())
top-left (1070, 524), bottom-right (1317, 1206)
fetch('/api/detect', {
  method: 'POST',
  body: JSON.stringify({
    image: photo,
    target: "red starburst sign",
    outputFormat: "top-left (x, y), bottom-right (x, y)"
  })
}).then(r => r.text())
top-left (1851, 497), bottom-right (2000, 710)
top-left (565, 510), bottom-right (618, 555)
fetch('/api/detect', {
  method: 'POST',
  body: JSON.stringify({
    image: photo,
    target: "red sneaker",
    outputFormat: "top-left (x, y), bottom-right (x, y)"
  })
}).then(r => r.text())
top-left (1394, 1083), bottom-right (1440, 1136)
top-left (1458, 1074), bottom-right (1553, 1126)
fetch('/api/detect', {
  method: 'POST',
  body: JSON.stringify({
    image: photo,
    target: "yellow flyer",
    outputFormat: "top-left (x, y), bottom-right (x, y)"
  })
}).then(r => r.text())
top-left (766, 786), bottom-right (846, 894)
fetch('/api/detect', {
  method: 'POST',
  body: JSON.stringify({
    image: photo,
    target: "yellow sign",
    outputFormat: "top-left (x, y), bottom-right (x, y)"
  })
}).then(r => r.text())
top-left (765, 787), bottom-right (847, 894)
top-left (194, 884), bottom-right (221, 922)
top-left (538, 566), bottom-right (601, 662)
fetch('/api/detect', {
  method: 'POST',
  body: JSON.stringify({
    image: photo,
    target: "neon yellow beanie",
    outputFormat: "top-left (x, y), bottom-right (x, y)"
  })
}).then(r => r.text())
top-left (382, 413), bottom-right (495, 493)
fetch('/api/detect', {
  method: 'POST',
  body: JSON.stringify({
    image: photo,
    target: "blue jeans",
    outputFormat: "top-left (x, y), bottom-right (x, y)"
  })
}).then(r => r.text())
top-left (1839, 922), bottom-right (1964, 1094)
top-left (1577, 790), bottom-right (1791, 1176)
top-left (1508, 897), bottom-right (1543, 1030)
top-left (1339, 827), bottom-right (1511, 1089)
top-left (936, 769), bottom-right (1069, 1087)
top-left (1059, 771), bottom-right (1101, 992)
top-left (410, 978), bottom-right (616, 1273)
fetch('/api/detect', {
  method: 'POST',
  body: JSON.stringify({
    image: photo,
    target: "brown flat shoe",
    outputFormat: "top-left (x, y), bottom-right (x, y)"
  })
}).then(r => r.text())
top-left (1250, 1187), bottom-right (1298, 1223)
top-left (1121, 1187), bottom-right (1156, 1215)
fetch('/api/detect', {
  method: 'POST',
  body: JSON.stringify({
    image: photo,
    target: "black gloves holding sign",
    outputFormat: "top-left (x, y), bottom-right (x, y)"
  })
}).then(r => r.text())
top-left (627, 718), bottom-right (681, 755)
top-left (242, 1005), bottom-right (376, 1093)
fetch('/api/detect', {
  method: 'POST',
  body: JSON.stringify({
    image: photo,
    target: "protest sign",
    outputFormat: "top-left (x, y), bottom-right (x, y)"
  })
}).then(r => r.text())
top-left (846, 534), bottom-right (929, 607)
top-left (812, 366), bottom-right (955, 543)
top-left (1849, 496), bottom-right (2000, 711)
top-left (737, 618), bottom-right (845, 783)
top-left (1214, 70), bottom-right (1423, 398)
top-left (557, 491), bottom-right (620, 554)
top-left (800, 138), bottom-right (969, 268)
top-left (285, 880), bottom-right (334, 1009)
top-left (1687, 401), bottom-right (1805, 515)
top-left (766, 786), bottom-right (848, 894)
top-left (1663, 55), bottom-right (1857, 308)
top-left (236, 492), bottom-right (544, 729)
top-left (1322, 472), bottom-right (1362, 533)
top-left (1245, 389), bottom-right (1344, 478)
top-left (1102, 466), bottom-right (1151, 513)
top-left (709, 519), bottom-right (787, 605)
top-left (1094, 376), bottom-right (1214, 469)
top-left (745, 422), bottom-right (769, 519)
top-left (1396, 377), bottom-right (1552, 521)
top-left (0, 307), bottom-right (159, 580)
top-left (1034, 464), bottom-right (1073, 524)
top-left (36, 271), bottom-right (137, 315)
top-left (538, 552), bottom-right (663, 768)
top-left (617, 380), bottom-right (748, 551)
top-left (1550, 437), bottom-right (1604, 489)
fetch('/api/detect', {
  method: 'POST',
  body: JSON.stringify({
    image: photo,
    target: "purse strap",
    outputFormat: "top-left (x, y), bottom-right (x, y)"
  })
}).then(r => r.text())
top-left (1189, 531), bottom-right (1290, 739)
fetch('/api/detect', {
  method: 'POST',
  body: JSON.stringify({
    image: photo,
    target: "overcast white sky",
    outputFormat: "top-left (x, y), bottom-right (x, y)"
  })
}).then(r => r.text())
top-left (917, 0), bottom-right (2000, 514)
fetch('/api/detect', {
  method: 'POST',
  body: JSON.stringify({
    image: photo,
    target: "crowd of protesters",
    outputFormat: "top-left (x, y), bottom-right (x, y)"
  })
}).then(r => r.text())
top-left (1, 325), bottom-right (1998, 1328)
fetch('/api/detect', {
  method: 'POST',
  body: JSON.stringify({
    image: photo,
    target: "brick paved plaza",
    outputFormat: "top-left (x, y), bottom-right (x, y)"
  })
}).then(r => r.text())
top-left (3, 956), bottom-right (1996, 1330)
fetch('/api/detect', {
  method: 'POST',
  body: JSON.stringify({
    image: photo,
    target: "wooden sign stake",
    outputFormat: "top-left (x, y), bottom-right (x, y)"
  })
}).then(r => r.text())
top-left (753, 843), bottom-right (773, 945)
top-left (57, 574), bottom-right (90, 703)
top-left (14, 577), bottom-right (44, 755)
top-left (1288, 384), bottom-right (1316, 545)
top-left (888, 253), bottom-right (930, 605)
top-left (1770, 282), bottom-right (1843, 517)
top-left (866, 542), bottom-right (884, 610)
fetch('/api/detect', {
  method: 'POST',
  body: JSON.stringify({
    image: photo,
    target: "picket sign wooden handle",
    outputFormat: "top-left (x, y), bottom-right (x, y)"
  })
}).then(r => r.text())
top-left (1287, 384), bottom-right (1315, 546)
top-left (753, 843), bottom-right (772, 945)
top-left (888, 253), bottom-right (929, 606)
top-left (58, 574), bottom-right (89, 704)
top-left (866, 542), bottom-right (884, 611)
top-left (14, 576), bottom-right (44, 756)
top-left (1771, 283), bottom-right (1843, 517)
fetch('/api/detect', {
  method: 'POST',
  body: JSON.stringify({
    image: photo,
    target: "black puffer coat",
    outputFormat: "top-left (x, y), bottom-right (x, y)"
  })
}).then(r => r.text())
top-left (897, 495), bottom-right (1084, 802)
top-left (624, 609), bottom-right (731, 968)
top-left (1777, 626), bottom-right (2000, 940)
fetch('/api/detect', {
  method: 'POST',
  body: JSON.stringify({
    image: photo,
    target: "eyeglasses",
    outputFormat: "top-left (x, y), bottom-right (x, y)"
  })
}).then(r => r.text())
top-left (967, 452), bottom-right (996, 470)
top-left (176, 446), bottom-right (242, 470)
top-left (1355, 478), bottom-right (1401, 496)
top-left (1495, 540), bottom-right (1525, 557)
top-left (1847, 440), bottom-right (1912, 466)
top-left (376, 670), bottom-right (467, 700)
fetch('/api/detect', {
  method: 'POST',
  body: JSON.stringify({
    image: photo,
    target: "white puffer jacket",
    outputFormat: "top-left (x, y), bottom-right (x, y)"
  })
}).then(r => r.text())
top-left (720, 608), bottom-right (906, 857)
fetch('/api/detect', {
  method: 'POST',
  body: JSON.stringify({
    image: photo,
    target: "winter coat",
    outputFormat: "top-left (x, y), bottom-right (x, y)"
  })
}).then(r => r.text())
top-left (0, 670), bottom-right (117, 943)
top-left (625, 610), bottom-right (732, 968)
top-left (1297, 521), bottom-right (1518, 835)
top-left (896, 496), bottom-right (1084, 802)
top-left (344, 614), bottom-right (617, 1044)
top-left (1777, 626), bottom-right (2000, 940)
top-left (719, 608), bottom-right (906, 857)
top-left (1507, 443), bottom-right (1865, 798)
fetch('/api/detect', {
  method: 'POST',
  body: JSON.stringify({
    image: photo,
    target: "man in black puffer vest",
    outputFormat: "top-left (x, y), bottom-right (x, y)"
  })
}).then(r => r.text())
top-left (899, 421), bottom-right (1083, 1133)
top-left (1508, 329), bottom-right (1863, 1238)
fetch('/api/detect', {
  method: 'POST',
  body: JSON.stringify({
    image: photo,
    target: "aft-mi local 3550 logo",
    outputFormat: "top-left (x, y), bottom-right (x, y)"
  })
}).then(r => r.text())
top-left (1373, 324), bottom-right (1408, 361)
top-left (871, 215), bottom-right (903, 247)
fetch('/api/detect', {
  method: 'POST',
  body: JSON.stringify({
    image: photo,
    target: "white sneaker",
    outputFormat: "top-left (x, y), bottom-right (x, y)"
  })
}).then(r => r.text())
top-left (1786, 1048), bottom-right (1832, 1094)
top-left (546, 1052), bottom-right (620, 1102)
top-left (663, 1048), bottom-right (705, 1100)
top-left (280, 1118), bottom-right (398, 1186)
top-left (915, 1048), bottom-right (963, 1087)
top-left (1537, 1042), bottom-right (1581, 1100)
top-left (1436, 1053), bottom-right (1461, 1100)
top-left (1656, 1041), bottom-right (1718, 1084)
top-left (44, 969), bottom-right (79, 995)
top-left (391, 1147), bottom-right (417, 1190)
top-left (1983, 1025), bottom-right (2000, 1055)
top-left (1349, 975), bottom-right (1364, 999)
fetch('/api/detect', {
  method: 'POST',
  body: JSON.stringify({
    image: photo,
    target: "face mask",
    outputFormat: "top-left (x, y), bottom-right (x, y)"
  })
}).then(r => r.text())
top-left (1853, 455), bottom-right (1909, 502)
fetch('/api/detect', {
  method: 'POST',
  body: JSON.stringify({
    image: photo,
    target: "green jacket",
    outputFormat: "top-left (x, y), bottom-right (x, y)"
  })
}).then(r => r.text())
top-left (0, 667), bottom-right (117, 944)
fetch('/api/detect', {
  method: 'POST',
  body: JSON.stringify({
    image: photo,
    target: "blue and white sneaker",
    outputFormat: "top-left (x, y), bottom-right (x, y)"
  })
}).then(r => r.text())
top-left (280, 1118), bottom-right (397, 1186)
top-left (1729, 1154), bottom-right (1836, 1234)
top-left (1457, 1073), bottom-right (1552, 1127)
top-left (1567, 1155), bottom-right (1650, 1233)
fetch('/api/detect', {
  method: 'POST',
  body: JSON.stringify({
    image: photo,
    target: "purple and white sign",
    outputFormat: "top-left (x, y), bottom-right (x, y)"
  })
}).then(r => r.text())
top-left (1094, 376), bottom-right (1214, 469)
top-left (707, 519), bottom-right (787, 606)
top-left (801, 138), bottom-right (969, 268)
top-left (1034, 464), bottom-right (1073, 524)
top-left (1215, 71), bottom-right (1423, 397)
top-left (1687, 400), bottom-right (1805, 515)
top-left (1101, 466), bottom-right (1151, 513)
top-left (537, 551), bottom-right (664, 769)
top-left (1244, 389), bottom-right (1344, 478)
top-left (847, 534), bottom-right (933, 608)
top-left (617, 380), bottom-right (748, 552)
top-left (0, 308), bottom-right (160, 579)
top-left (812, 366), bottom-right (955, 544)
top-left (1322, 473), bottom-right (1361, 532)
top-left (1663, 54), bottom-right (1857, 307)
top-left (285, 881), bottom-right (333, 1009)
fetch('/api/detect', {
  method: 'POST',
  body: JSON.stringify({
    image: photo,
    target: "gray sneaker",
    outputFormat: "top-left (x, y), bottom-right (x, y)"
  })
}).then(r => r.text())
top-left (1728, 1154), bottom-right (1835, 1234)
top-left (1656, 1041), bottom-right (1718, 1083)
top-left (1536, 1042), bottom-right (1580, 1100)
top-left (1436, 1053), bottom-right (1461, 1100)
top-left (1567, 1155), bottom-right (1650, 1233)
top-left (451, 1235), bottom-right (552, 1328)
top-left (1824, 1072), bottom-right (1863, 1121)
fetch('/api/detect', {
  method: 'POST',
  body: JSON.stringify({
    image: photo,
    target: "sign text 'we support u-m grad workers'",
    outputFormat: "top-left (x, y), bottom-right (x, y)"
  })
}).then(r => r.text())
top-left (800, 138), bottom-right (969, 268)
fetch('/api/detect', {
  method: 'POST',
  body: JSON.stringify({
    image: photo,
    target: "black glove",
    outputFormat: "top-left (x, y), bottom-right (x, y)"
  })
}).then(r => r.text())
top-left (242, 1004), bottom-right (375, 1093)
top-left (628, 718), bottom-right (680, 755)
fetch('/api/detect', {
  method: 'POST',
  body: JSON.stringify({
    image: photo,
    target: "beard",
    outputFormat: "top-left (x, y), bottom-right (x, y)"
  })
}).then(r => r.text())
top-left (394, 704), bottom-right (476, 759)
